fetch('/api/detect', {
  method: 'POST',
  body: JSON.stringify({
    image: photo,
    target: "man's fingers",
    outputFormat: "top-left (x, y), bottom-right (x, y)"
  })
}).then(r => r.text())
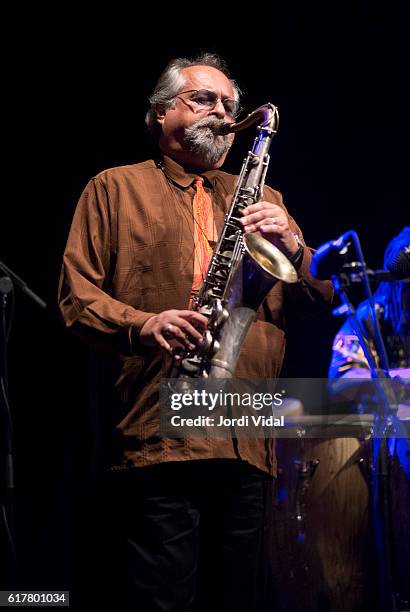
top-left (242, 210), bottom-right (276, 223)
top-left (175, 318), bottom-right (204, 344)
top-left (242, 210), bottom-right (286, 226)
top-left (156, 335), bottom-right (172, 353)
top-left (258, 218), bottom-right (285, 231)
top-left (172, 324), bottom-right (197, 349)
top-left (178, 311), bottom-right (208, 328)
top-left (242, 214), bottom-right (290, 236)
top-left (160, 322), bottom-right (196, 350)
top-left (146, 310), bottom-right (208, 353)
top-left (244, 220), bottom-right (283, 234)
top-left (241, 202), bottom-right (282, 215)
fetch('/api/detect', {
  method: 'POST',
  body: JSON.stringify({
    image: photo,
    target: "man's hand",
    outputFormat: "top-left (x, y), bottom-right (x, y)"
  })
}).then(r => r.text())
top-left (139, 309), bottom-right (208, 354)
top-left (240, 201), bottom-right (299, 258)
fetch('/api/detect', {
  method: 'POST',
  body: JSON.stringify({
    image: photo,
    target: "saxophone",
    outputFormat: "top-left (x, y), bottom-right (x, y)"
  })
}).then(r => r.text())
top-left (175, 103), bottom-right (298, 379)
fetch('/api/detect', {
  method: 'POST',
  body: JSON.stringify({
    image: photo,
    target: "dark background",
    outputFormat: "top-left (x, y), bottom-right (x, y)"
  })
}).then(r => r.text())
top-left (1, 1), bottom-right (408, 599)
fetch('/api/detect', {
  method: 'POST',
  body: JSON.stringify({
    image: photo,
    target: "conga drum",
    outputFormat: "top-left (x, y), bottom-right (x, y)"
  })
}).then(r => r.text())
top-left (271, 415), bottom-right (377, 612)
top-left (379, 418), bottom-right (410, 610)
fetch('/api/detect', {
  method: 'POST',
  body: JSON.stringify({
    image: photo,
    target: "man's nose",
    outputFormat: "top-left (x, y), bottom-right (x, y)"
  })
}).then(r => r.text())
top-left (211, 98), bottom-right (226, 118)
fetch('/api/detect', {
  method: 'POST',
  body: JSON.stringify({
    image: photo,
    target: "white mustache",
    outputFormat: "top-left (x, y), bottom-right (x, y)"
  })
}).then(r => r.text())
top-left (190, 117), bottom-right (231, 136)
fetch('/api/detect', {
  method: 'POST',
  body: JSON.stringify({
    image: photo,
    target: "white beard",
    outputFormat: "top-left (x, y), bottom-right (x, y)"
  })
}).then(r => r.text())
top-left (183, 116), bottom-right (232, 166)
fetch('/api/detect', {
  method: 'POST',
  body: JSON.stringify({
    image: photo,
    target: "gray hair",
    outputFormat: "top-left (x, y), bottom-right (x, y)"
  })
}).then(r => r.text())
top-left (145, 53), bottom-right (242, 136)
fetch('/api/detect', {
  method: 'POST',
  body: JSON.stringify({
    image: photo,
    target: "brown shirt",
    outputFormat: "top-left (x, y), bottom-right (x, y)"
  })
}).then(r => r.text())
top-left (58, 155), bottom-right (332, 477)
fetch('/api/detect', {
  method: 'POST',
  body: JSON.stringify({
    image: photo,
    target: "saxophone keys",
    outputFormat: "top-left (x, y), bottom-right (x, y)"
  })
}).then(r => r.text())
top-left (212, 339), bottom-right (220, 354)
top-left (214, 309), bottom-right (229, 329)
top-left (180, 355), bottom-right (202, 375)
top-left (201, 330), bottom-right (214, 352)
top-left (199, 304), bottom-right (212, 317)
top-left (209, 300), bottom-right (229, 329)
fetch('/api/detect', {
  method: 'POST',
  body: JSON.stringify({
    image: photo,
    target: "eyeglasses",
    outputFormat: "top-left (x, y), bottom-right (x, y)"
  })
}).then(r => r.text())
top-left (176, 89), bottom-right (241, 118)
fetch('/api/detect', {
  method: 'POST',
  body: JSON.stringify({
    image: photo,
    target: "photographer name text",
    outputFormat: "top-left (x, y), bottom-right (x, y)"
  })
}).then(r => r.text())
top-left (170, 415), bottom-right (285, 427)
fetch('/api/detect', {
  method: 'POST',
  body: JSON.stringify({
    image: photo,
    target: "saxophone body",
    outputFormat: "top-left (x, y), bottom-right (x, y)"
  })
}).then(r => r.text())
top-left (176, 104), bottom-right (298, 379)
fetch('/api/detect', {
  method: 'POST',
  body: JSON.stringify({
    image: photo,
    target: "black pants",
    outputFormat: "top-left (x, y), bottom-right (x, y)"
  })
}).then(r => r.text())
top-left (102, 459), bottom-right (272, 612)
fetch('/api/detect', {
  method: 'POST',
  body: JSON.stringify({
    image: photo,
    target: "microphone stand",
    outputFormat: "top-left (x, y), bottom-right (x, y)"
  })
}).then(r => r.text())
top-left (0, 260), bottom-right (46, 587)
top-left (329, 232), bottom-right (402, 612)
top-left (333, 230), bottom-right (390, 372)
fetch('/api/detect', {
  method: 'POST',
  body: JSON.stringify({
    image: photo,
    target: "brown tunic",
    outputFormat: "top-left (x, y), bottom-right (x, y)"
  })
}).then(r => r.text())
top-left (58, 155), bottom-right (332, 476)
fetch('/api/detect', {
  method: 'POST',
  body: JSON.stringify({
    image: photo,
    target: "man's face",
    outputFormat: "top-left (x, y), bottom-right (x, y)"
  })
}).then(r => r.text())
top-left (157, 65), bottom-right (237, 170)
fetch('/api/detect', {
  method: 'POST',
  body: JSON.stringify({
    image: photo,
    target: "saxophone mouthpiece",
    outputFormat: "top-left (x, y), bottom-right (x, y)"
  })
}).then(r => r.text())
top-left (214, 122), bottom-right (235, 135)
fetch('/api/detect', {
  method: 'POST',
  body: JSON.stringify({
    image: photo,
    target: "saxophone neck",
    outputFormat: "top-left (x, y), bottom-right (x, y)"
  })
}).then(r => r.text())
top-left (219, 103), bottom-right (279, 134)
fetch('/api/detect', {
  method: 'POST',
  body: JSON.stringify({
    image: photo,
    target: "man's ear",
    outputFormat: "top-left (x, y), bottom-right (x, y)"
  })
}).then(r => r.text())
top-left (155, 103), bottom-right (168, 125)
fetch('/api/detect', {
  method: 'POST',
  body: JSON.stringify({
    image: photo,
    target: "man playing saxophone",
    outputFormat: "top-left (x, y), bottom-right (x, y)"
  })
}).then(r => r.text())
top-left (58, 53), bottom-right (332, 612)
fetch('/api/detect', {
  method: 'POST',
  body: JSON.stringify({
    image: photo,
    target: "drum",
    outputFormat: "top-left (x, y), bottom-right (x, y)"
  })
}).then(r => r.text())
top-left (384, 420), bottom-right (410, 610)
top-left (270, 415), bottom-right (410, 612)
top-left (271, 416), bottom-right (377, 612)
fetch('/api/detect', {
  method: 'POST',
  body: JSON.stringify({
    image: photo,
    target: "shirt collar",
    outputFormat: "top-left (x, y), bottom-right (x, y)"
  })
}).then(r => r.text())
top-left (160, 155), bottom-right (219, 190)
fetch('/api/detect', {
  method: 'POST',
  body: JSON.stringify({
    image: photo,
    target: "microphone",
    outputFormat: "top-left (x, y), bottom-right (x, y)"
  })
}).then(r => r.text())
top-left (387, 244), bottom-right (410, 280)
top-left (343, 266), bottom-right (397, 283)
top-left (310, 233), bottom-right (351, 280)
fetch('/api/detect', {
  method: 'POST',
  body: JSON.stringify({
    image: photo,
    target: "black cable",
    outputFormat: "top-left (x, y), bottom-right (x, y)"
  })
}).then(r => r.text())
top-left (0, 277), bottom-right (17, 584)
top-left (1, 502), bottom-right (16, 564)
top-left (1, 376), bottom-right (13, 437)
top-left (5, 285), bottom-right (14, 343)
